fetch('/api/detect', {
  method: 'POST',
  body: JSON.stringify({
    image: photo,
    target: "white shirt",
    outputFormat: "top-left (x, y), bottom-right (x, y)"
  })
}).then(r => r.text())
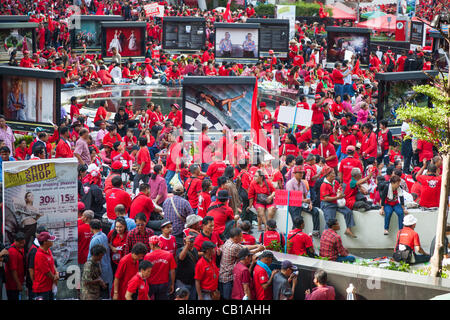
top-left (110, 66), bottom-right (122, 82)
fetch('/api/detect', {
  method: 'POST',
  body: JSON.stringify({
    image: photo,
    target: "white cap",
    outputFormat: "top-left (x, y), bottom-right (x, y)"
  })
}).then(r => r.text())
top-left (403, 215), bottom-right (418, 226)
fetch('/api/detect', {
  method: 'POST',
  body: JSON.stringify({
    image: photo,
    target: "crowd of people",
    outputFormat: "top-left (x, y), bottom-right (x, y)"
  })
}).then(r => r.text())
top-left (0, 0), bottom-right (448, 302)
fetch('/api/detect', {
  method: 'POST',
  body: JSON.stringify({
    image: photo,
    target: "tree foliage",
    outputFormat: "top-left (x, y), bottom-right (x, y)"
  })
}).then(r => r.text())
top-left (395, 77), bottom-right (450, 154)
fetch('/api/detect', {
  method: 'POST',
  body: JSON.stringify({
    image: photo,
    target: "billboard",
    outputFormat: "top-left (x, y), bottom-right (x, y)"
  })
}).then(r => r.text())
top-left (163, 17), bottom-right (206, 53)
top-left (326, 27), bottom-right (371, 65)
top-left (0, 66), bottom-right (62, 131)
top-left (101, 22), bottom-right (146, 58)
top-left (182, 76), bottom-right (256, 133)
top-left (2, 158), bottom-right (79, 299)
top-left (397, 0), bottom-right (416, 18)
top-left (247, 18), bottom-right (289, 58)
top-left (214, 23), bottom-right (260, 64)
top-left (0, 23), bottom-right (37, 61)
top-left (70, 16), bottom-right (124, 50)
top-left (276, 5), bottom-right (296, 39)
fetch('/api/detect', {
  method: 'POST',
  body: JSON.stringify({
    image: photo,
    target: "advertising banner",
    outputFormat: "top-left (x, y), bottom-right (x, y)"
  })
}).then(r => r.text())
top-left (144, 3), bottom-right (164, 17)
top-left (2, 158), bottom-right (79, 299)
top-left (277, 105), bottom-right (313, 127)
top-left (276, 5), bottom-right (296, 39)
top-left (397, 0), bottom-right (416, 18)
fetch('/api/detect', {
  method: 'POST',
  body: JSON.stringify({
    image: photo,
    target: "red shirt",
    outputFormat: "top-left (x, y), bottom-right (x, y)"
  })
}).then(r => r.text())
top-left (279, 143), bottom-right (299, 157)
top-left (70, 103), bottom-right (82, 120)
top-left (317, 143), bottom-right (338, 168)
top-left (206, 201), bottom-right (235, 234)
top-left (159, 235), bottom-right (177, 256)
top-left (33, 247), bottom-right (56, 293)
top-left (339, 156), bottom-right (363, 185)
top-left (304, 163), bottom-right (317, 187)
top-left (94, 106), bottom-right (107, 123)
top-left (112, 253), bottom-right (139, 300)
top-left (184, 176), bottom-right (202, 209)
top-left (417, 140), bottom-right (434, 162)
top-left (194, 231), bottom-right (223, 260)
top-left (194, 256), bottom-right (219, 291)
top-left (5, 245), bottom-right (25, 290)
top-left (103, 133), bottom-right (122, 146)
top-left (198, 191), bottom-right (212, 218)
top-left (129, 192), bottom-right (155, 221)
top-left (416, 175), bottom-right (441, 208)
top-left (241, 233), bottom-right (256, 246)
top-left (331, 68), bottom-right (344, 84)
top-left (198, 132), bottom-right (213, 164)
top-left (253, 264), bottom-right (272, 300)
top-left (14, 146), bottom-right (28, 160)
top-left (396, 226), bottom-right (421, 250)
top-left (296, 129), bottom-right (312, 144)
top-left (361, 132), bottom-right (377, 159)
top-left (126, 272), bottom-right (149, 300)
top-left (144, 249), bottom-right (177, 285)
top-left (248, 180), bottom-right (275, 201)
top-left (206, 161), bottom-right (227, 187)
top-left (338, 134), bottom-right (356, 154)
top-left (311, 103), bottom-right (324, 125)
top-left (320, 180), bottom-right (341, 204)
top-left (287, 228), bottom-right (313, 256)
top-left (106, 188), bottom-right (132, 220)
top-left (77, 219), bottom-right (93, 264)
top-left (55, 139), bottom-right (73, 158)
top-left (136, 147), bottom-right (152, 175)
top-left (107, 230), bottom-right (128, 265)
top-left (259, 230), bottom-right (285, 248)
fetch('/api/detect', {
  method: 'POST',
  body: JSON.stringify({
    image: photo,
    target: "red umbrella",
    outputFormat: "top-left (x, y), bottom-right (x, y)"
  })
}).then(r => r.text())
top-left (356, 14), bottom-right (396, 33)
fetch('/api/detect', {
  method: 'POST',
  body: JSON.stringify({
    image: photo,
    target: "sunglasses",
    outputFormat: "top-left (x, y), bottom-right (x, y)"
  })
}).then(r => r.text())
top-left (136, 223), bottom-right (146, 227)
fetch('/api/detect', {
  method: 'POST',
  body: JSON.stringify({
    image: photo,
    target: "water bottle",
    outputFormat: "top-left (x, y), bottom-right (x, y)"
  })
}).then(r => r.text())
top-left (346, 283), bottom-right (355, 300)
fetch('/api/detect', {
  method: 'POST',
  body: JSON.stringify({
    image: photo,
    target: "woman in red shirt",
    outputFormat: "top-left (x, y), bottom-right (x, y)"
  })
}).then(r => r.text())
top-left (108, 217), bottom-right (128, 274)
top-left (279, 135), bottom-right (300, 158)
top-left (15, 139), bottom-right (28, 160)
top-left (248, 170), bottom-right (276, 231)
top-left (360, 122), bottom-right (378, 166)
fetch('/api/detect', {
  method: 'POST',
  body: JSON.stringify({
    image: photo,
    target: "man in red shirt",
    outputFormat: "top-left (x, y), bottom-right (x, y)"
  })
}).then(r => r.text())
top-left (112, 242), bottom-right (148, 300)
top-left (198, 124), bottom-right (213, 173)
top-left (105, 176), bottom-right (132, 221)
top-left (337, 126), bottom-right (356, 160)
top-left (396, 215), bottom-right (430, 264)
top-left (185, 164), bottom-right (203, 213)
top-left (5, 232), bottom-right (26, 300)
top-left (396, 51), bottom-right (407, 72)
top-left (125, 260), bottom-right (153, 300)
top-left (206, 190), bottom-right (239, 239)
top-left (195, 241), bottom-right (220, 300)
top-left (338, 146), bottom-right (363, 186)
top-left (129, 183), bottom-right (160, 220)
top-left (331, 63), bottom-right (345, 99)
top-left (55, 127), bottom-right (73, 158)
top-left (134, 136), bottom-right (152, 194)
top-left (94, 100), bottom-right (108, 127)
top-left (32, 232), bottom-right (59, 300)
top-left (144, 236), bottom-right (177, 300)
top-left (78, 210), bottom-right (94, 266)
top-left (315, 134), bottom-right (338, 170)
top-left (415, 162), bottom-right (441, 208)
top-left (206, 155), bottom-right (227, 187)
top-left (287, 217), bottom-right (314, 256)
top-left (194, 216), bottom-right (223, 259)
top-left (253, 251), bottom-right (279, 300)
top-left (311, 94), bottom-right (325, 141)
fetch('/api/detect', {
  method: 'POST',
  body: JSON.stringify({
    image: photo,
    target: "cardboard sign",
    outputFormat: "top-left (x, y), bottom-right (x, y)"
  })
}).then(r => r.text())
top-left (277, 105), bottom-right (313, 127)
top-left (274, 189), bottom-right (303, 207)
top-left (144, 3), bottom-right (164, 17)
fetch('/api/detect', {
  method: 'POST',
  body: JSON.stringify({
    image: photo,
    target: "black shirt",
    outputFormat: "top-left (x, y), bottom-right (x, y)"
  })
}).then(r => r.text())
top-left (175, 246), bottom-right (198, 285)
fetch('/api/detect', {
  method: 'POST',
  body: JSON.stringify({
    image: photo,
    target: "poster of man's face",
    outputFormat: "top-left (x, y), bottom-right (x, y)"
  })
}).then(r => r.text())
top-left (215, 28), bottom-right (259, 59)
top-left (105, 27), bottom-right (144, 57)
top-left (327, 33), bottom-right (369, 65)
top-left (0, 29), bottom-right (33, 61)
top-left (2, 76), bottom-right (55, 123)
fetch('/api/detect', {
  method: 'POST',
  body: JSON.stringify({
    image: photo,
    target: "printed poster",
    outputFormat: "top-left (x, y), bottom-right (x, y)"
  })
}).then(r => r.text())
top-left (276, 5), bottom-right (296, 40)
top-left (2, 158), bottom-right (79, 299)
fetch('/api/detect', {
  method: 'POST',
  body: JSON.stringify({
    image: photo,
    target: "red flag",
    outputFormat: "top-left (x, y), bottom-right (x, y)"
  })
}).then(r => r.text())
top-left (223, 0), bottom-right (232, 22)
top-left (250, 79), bottom-right (262, 146)
top-left (48, 16), bottom-right (55, 32)
top-left (352, 59), bottom-right (360, 75)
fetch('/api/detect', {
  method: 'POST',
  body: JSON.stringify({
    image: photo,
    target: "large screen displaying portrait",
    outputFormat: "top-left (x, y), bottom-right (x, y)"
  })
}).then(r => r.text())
top-left (74, 20), bottom-right (101, 49)
top-left (0, 28), bottom-right (33, 61)
top-left (327, 28), bottom-right (370, 65)
top-left (101, 22), bottom-right (146, 58)
top-left (183, 77), bottom-right (255, 133)
top-left (215, 23), bottom-right (260, 63)
top-left (163, 17), bottom-right (206, 53)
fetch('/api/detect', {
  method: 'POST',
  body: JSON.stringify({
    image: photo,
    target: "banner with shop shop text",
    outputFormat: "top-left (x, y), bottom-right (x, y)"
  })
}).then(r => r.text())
top-left (2, 158), bottom-right (79, 299)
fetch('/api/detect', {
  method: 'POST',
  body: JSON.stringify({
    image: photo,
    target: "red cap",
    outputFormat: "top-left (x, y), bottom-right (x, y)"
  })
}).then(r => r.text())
top-left (23, 50), bottom-right (30, 54)
top-left (126, 101), bottom-right (133, 106)
top-left (417, 52), bottom-right (424, 57)
top-left (144, 57), bottom-right (151, 63)
top-left (321, 166), bottom-right (333, 177)
top-left (37, 232), bottom-right (56, 242)
top-left (346, 145), bottom-right (356, 153)
top-left (268, 49), bottom-right (274, 55)
top-left (149, 235), bottom-right (162, 246)
top-left (315, 94), bottom-right (321, 99)
top-left (111, 161), bottom-right (123, 170)
top-left (352, 125), bottom-right (359, 130)
top-left (78, 201), bottom-right (85, 212)
top-left (408, 50), bottom-right (413, 55)
top-left (412, 166), bottom-right (421, 174)
top-left (260, 102), bottom-right (266, 107)
top-left (293, 165), bottom-right (305, 174)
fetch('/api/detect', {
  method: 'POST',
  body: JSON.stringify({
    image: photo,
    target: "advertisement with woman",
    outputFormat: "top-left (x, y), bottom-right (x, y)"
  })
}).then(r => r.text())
top-left (105, 27), bottom-right (144, 57)
top-left (2, 158), bottom-right (79, 299)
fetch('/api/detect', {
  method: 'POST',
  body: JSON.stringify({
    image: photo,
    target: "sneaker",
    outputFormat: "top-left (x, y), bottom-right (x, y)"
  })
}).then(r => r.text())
top-left (312, 231), bottom-right (320, 238)
top-left (384, 230), bottom-right (389, 235)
